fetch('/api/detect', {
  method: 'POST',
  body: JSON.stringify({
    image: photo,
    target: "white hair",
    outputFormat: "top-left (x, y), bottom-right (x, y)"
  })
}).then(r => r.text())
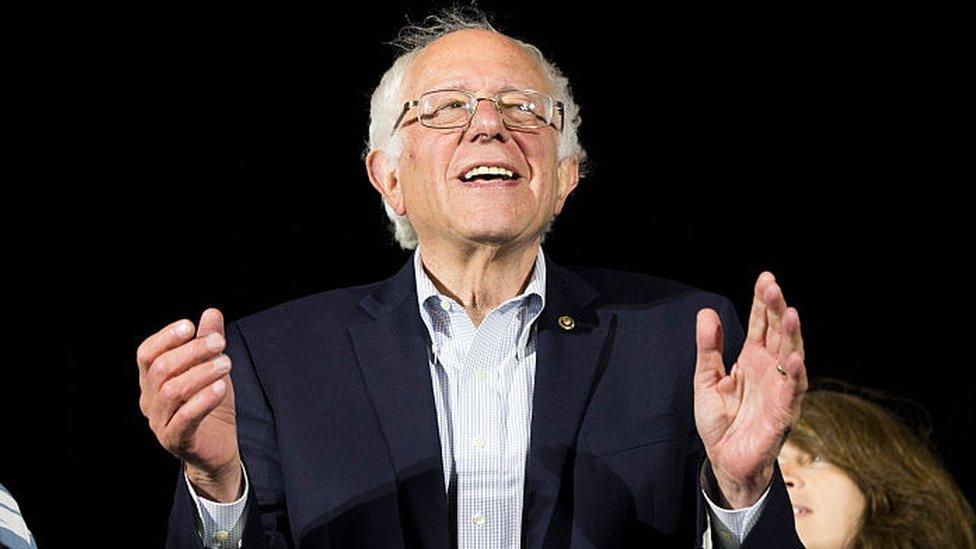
top-left (365, 7), bottom-right (588, 250)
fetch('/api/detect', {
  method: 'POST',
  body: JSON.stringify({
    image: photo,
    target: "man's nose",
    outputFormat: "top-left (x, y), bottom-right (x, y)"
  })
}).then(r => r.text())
top-left (465, 98), bottom-right (509, 142)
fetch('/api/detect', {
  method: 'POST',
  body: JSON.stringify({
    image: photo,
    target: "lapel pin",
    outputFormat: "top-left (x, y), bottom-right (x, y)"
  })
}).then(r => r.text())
top-left (558, 315), bottom-right (576, 331)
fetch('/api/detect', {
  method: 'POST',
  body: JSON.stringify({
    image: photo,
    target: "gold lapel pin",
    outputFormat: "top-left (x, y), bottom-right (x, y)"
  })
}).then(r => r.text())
top-left (558, 315), bottom-right (576, 331)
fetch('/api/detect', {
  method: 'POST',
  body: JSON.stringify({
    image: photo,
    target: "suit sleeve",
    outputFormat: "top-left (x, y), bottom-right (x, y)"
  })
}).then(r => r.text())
top-left (166, 320), bottom-right (293, 548)
top-left (690, 296), bottom-right (804, 548)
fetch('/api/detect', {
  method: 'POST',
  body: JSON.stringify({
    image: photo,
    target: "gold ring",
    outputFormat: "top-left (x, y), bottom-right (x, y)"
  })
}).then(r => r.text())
top-left (776, 362), bottom-right (788, 376)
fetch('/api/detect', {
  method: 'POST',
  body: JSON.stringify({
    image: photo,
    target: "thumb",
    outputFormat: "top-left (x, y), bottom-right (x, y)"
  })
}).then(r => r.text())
top-left (195, 307), bottom-right (225, 339)
top-left (694, 308), bottom-right (726, 385)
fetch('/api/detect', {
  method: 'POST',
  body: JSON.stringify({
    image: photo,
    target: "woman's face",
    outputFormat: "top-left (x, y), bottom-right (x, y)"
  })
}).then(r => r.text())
top-left (778, 441), bottom-right (867, 548)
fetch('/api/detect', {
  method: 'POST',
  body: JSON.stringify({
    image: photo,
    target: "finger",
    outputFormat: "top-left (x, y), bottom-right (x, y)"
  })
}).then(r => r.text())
top-left (694, 308), bottom-right (726, 387)
top-left (137, 319), bottom-right (196, 374)
top-left (762, 351), bottom-right (807, 440)
top-left (762, 279), bottom-right (788, 353)
top-left (162, 378), bottom-right (229, 455)
top-left (147, 331), bottom-right (226, 393)
top-left (787, 354), bottom-right (810, 394)
top-left (776, 307), bottom-right (805, 367)
top-left (196, 308), bottom-right (225, 340)
top-left (746, 272), bottom-right (775, 344)
top-left (788, 307), bottom-right (805, 358)
top-left (155, 354), bottom-right (232, 427)
top-left (785, 351), bottom-right (808, 396)
top-left (717, 361), bottom-right (738, 394)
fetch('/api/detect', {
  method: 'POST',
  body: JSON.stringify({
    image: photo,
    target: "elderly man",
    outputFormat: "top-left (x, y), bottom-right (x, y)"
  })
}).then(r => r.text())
top-left (138, 13), bottom-right (807, 548)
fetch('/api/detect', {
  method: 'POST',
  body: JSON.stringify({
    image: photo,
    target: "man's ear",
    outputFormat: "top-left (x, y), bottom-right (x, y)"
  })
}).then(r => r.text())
top-left (553, 155), bottom-right (580, 216)
top-left (365, 149), bottom-right (406, 215)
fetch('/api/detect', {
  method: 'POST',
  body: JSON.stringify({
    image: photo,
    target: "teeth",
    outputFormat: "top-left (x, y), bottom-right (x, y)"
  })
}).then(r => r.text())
top-left (463, 165), bottom-right (515, 181)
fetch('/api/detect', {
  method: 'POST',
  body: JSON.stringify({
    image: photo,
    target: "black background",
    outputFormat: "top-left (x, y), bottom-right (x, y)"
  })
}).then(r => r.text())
top-left (6, 1), bottom-right (970, 546)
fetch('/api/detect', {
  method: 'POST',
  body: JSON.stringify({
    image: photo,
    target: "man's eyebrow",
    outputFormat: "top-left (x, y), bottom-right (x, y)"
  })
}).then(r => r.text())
top-left (422, 83), bottom-right (536, 94)
top-left (424, 81), bottom-right (465, 91)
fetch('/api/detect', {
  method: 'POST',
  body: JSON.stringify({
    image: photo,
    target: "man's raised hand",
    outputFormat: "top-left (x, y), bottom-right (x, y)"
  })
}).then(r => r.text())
top-left (136, 307), bottom-right (243, 502)
top-left (693, 272), bottom-right (808, 508)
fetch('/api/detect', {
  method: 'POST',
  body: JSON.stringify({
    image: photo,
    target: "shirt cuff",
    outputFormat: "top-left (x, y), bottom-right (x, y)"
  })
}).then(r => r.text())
top-left (699, 461), bottom-right (772, 548)
top-left (701, 485), bottom-right (770, 548)
top-left (184, 462), bottom-right (250, 549)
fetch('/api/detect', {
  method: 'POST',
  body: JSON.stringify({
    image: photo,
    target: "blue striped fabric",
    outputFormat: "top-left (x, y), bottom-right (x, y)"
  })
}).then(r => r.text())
top-left (414, 245), bottom-right (545, 548)
top-left (0, 483), bottom-right (37, 549)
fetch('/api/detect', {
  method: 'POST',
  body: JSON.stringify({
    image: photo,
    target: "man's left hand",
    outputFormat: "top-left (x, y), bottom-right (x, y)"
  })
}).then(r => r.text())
top-left (693, 271), bottom-right (807, 509)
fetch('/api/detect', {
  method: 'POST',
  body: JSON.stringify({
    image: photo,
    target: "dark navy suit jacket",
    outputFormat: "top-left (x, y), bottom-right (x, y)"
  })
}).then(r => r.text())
top-left (166, 253), bottom-right (803, 548)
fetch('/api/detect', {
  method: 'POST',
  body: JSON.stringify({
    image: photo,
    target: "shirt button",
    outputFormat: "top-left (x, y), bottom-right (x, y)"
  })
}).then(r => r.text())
top-left (473, 436), bottom-right (485, 448)
top-left (214, 530), bottom-right (230, 542)
top-left (439, 298), bottom-right (452, 311)
top-left (472, 512), bottom-right (486, 526)
top-left (474, 369), bottom-right (486, 380)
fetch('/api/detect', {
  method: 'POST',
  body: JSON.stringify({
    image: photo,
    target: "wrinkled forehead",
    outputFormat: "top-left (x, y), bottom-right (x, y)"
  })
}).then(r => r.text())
top-left (403, 29), bottom-right (553, 99)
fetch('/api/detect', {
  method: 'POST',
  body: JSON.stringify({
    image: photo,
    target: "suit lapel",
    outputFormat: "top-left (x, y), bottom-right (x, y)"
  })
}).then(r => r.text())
top-left (346, 253), bottom-right (613, 548)
top-left (347, 258), bottom-right (452, 548)
top-left (522, 257), bottom-right (614, 548)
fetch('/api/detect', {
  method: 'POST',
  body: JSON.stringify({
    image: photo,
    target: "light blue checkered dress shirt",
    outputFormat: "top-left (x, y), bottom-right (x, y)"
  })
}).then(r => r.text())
top-left (414, 245), bottom-right (546, 548)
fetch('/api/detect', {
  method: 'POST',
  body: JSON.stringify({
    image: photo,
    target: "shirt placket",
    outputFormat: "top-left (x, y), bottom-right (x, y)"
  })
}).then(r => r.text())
top-left (422, 285), bottom-right (542, 549)
top-left (455, 307), bottom-right (501, 547)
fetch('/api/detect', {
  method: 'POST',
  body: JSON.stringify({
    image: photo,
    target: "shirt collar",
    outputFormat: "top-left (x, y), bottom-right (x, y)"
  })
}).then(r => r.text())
top-left (413, 244), bottom-right (547, 316)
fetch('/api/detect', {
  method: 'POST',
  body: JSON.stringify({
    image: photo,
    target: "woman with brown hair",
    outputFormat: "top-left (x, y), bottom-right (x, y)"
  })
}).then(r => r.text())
top-left (779, 386), bottom-right (975, 548)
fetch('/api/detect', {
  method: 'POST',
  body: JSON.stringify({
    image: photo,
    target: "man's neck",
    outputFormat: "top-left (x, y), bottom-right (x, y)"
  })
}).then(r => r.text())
top-left (418, 239), bottom-right (540, 327)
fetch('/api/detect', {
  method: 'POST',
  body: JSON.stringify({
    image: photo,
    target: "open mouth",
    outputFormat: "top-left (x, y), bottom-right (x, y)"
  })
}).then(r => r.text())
top-left (458, 165), bottom-right (522, 185)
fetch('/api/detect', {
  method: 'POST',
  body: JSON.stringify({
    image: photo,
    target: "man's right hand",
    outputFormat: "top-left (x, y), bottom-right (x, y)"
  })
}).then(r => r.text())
top-left (137, 307), bottom-right (243, 502)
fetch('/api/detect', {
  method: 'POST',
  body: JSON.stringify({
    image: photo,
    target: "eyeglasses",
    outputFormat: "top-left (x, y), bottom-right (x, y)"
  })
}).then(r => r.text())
top-left (391, 88), bottom-right (565, 136)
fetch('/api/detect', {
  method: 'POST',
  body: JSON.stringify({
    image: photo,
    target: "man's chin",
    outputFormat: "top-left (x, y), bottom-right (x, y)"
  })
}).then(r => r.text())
top-left (467, 228), bottom-right (552, 250)
top-left (466, 231), bottom-right (522, 246)
top-left (457, 225), bottom-right (535, 247)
